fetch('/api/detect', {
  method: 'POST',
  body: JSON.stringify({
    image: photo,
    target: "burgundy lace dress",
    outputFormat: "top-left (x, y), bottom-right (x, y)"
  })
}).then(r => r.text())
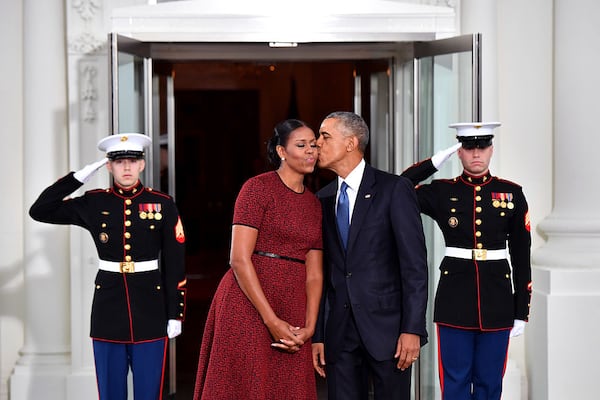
top-left (194, 171), bottom-right (322, 400)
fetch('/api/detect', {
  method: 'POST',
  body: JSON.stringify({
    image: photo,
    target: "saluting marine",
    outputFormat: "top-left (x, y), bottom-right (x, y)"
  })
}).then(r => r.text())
top-left (29, 133), bottom-right (186, 400)
top-left (402, 122), bottom-right (532, 400)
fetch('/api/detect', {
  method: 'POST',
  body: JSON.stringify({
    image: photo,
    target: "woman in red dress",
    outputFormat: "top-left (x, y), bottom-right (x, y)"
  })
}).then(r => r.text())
top-left (194, 119), bottom-right (323, 400)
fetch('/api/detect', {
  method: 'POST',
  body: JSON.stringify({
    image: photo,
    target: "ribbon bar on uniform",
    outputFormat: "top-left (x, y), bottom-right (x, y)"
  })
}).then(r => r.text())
top-left (444, 247), bottom-right (508, 261)
top-left (99, 259), bottom-right (159, 273)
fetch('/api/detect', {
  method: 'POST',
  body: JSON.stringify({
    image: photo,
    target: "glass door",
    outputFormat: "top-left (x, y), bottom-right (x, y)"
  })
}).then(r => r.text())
top-left (108, 33), bottom-right (178, 397)
top-left (392, 33), bottom-right (482, 400)
top-left (109, 33), bottom-right (163, 189)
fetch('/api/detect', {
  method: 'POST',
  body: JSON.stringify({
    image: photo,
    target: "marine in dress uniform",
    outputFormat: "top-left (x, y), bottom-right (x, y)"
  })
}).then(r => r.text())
top-left (29, 133), bottom-right (186, 400)
top-left (402, 122), bottom-right (532, 400)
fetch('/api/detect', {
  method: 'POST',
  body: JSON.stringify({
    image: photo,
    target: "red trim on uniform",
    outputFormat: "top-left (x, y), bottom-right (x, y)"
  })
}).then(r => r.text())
top-left (122, 274), bottom-right (135, 342)
top-left (435, 322), bottom-right (513, 332)
top-left (91, 337), bottom-right (167, 344)
top-left (436, 325), bottom-right (445, 398)
top-left (159, 337), bottom-right (168, 400)
top-left (502, 337), bottom-right (510, 377)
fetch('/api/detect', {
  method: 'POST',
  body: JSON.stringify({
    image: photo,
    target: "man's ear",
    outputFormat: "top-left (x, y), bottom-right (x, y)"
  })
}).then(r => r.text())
top-left (347, 136), bottom-right (358, 152)
top-left (139, 159), bottom-right (146, 172)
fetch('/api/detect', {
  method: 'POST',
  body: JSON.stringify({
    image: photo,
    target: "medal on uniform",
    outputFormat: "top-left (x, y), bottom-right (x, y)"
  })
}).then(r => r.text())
top-left (448, 216), bottom-right (458, 228)
top-left (500, 201), bottom-right (507, 208)
top-left (99, 232), bottom-right (109, 243)
top-left (491, 192), bottom-right (501, 208)
top-left (139, 211), bottom-right (147, 219)
top-left (154, 212), bottom-right (162, 220)
top-left (148, 212), bottom-right (154, 219)
top-left (506, 193), bottom-right (514, 209)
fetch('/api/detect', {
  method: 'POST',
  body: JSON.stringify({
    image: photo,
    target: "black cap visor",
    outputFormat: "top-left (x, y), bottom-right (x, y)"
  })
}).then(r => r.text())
top-left (458, 135), bottom-right (493, 150)
top-left (107, 150), bottom-right (145, 160)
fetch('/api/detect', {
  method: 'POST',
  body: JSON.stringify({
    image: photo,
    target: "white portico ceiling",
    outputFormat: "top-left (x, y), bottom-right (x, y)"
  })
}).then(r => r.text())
top-left (111, 0), bottom-right (456, 42)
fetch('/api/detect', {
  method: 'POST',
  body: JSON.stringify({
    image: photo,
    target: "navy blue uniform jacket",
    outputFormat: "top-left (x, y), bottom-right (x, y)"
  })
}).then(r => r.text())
top-left (402, 160), bottom-right (531, 330)
top-left (314, 164), bottom-right (428, 362)
top-left (29, 172), bottom-right (186, 343)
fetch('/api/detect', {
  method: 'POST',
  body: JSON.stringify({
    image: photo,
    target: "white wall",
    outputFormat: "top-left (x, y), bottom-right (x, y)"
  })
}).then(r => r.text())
top-left (0, 0), bottom-right (25, 399)
top-left (496, 1), bottom-right (554, 398)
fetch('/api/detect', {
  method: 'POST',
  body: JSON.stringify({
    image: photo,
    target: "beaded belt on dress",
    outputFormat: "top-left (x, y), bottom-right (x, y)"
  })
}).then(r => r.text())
top-left (253, 251), bottom-right (305, 264)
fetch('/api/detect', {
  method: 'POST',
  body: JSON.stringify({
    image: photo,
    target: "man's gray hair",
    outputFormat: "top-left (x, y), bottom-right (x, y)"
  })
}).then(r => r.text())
top-left (325, 111), bottom-right (370, 153)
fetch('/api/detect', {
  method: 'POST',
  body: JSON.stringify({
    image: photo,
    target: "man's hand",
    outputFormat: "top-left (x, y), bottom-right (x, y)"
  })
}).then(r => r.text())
top-left (73, 157), bottom-right (108, 183)
top-left (167, 319), bottom-right (182, 339)
top-left (510, 319), bottom-right (526, 338)
top-left (312, 343), bottom-right (326, 378)
top-left (394, 333), bottom-right (421, 371)
top-left (431, 142), bottom-right (462, 169)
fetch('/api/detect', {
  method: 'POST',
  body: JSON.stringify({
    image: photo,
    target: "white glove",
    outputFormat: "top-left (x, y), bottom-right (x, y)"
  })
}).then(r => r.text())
top-left (509, 319), bottom-right (526, 337)
top-left (73, 157), bottom-right (108, 183)
top-left (431, 142), bottom-right (462, 169)
top-left (167, 319), bottom-right (182, 339)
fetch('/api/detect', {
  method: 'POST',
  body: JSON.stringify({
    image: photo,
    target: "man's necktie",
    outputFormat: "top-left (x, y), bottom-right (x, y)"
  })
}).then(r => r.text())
top-left (337, 181), bottom-right (350, 249)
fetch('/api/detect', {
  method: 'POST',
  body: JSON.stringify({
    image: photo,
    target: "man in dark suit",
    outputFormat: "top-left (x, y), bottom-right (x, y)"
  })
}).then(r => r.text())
top-left (311, 111), bottom-right (428, 400)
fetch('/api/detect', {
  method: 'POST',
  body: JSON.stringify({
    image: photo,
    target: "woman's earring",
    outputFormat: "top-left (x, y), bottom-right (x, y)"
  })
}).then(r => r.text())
top-left (281, 157), bottom-right (285, 161)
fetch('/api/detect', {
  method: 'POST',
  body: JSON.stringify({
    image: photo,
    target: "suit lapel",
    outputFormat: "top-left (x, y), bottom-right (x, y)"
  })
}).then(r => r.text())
top-left (319, 182), bottom-right (346, 255)
top-left (347, 165), bottom-right (376, 251)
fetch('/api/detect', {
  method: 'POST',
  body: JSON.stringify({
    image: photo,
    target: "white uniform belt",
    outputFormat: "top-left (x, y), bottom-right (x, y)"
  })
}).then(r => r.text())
top-left (444, 247), bottom-right (508, 261)
top-left (99, 260), bottom-right (158, 273)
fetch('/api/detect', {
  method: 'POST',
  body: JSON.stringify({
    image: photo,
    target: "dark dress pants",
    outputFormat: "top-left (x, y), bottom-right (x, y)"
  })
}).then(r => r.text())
top-left (326, 314), bottom-right (412, 400)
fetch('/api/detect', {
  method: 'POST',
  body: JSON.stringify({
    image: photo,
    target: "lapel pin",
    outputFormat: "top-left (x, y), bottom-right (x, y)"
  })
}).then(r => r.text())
top-left (365, 194), bottom-right (371, 199)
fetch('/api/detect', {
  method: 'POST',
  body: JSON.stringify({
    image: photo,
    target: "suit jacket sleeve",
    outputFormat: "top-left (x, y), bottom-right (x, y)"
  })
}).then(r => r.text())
top-left (392, 176), bottom-right (429, 341)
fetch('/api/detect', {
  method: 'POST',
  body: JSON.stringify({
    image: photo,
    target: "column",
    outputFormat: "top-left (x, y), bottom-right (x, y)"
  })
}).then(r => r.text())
top-left (460, 1), bottom-right (524, 399)
top-left (528, 0), bottom-right (600, 399)
top-left (10, 0), bottom-right (71, 398)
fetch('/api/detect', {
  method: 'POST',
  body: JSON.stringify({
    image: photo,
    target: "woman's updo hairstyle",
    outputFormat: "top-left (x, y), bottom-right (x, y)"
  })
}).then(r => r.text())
top-left (266, 119), bottom-right (308, 168)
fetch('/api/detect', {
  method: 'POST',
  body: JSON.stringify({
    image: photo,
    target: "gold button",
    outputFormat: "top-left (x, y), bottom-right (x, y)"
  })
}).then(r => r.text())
top-left (125, 255), bottom-right (132, 262)
top-left (475, 186), bottom-right (481, 192)
top-left (124, 232), bottom-right (131, 239)
top-left (125, 199), bottom-right (132, 205)
top-left (101, 223), bottom-right (107, 228)
top-left (179, 303), bottom-right (184, 306)
top-left (476, 195), bottom-right (481, 201)
top-left (125, 209), bottom-right (132, 215)
top-left (476, 243), bottom-right (483, 249)
top-left (156, 285), bottom-right (161, 290)
top-left (150, 225), bottom-right (155, 230)
top-left (476, 207), bottom-right (482, 213)
top-left (475, 231), bottom-right (482, 237)
top-left (96, 285), bottom-right (101, 289)
top-left (505, 274), bottom-right (510, 278)
top-left (180, 291), bottom-right (185, 295)
top-left (475, 219), bottom-right (482, 225)
top-left (124, 244), bottom-right (131, 250)
top-left (125, 220), bottom-right (131, 227)
top-left (500, 212), bottom-right (505, 216)
top-left (443, 271), bottom-right (449, 275)
top-left (451, 208), bottom-right (456, 213)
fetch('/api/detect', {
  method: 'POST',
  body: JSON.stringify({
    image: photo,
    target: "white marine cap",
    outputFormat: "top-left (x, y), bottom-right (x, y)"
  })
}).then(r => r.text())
top-left (449, 122), bottom-right (501, 139)
top-left (98, 133), bottom-right (152, 160)
top-left (449, 122), bottom-right (500, 149)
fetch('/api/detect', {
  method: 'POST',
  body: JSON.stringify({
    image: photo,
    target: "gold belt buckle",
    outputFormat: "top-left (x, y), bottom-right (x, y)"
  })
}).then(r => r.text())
top-left (472, 249), bottom-right (487, 261)
top-left (120, 261), bottom-right (135, 273)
